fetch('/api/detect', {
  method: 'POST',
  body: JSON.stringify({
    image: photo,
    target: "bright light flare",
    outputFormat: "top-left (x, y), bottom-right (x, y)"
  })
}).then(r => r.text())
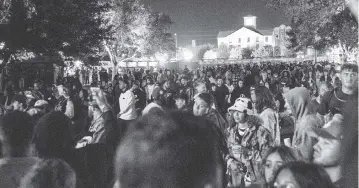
top-left (183, 49), bottom-right (193, 61)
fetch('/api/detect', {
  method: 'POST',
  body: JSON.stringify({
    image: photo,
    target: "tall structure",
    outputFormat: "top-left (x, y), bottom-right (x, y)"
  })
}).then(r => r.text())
top-left (217, 15), bottom-right (274, 51)
top-left (217, 15), bottom-right (294, 57)
top-left (243, 15), bottom-right (257, 29)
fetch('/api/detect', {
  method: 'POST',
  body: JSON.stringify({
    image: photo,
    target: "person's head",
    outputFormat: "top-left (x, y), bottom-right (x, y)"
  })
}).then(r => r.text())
top-left (118, 79), bottom-right (129, 91)
top-left (237, 79), bottom-right (244, 88)
top-left (261, 69), bottom-right (268, 80)
top-left (57, 85), bottom-right (71, 98)
top-left (193, 93), bottom-right (214, 117)
top-left (0, 111), bottom-right (34, 157)
top-left (32, 111), bottom-right (74, 159)
top-left (228, 98), bottom-right (254, 124)
top-left (33, 79), bottom-right (43, 91)
top-left (216, 77), bottom-right (224, 86)
top-left (333, 77), bottom-right (341, 88)
top-left (146, 77), bottom-right (153, 85)
top-left (263, 146), bottom-right (298, 183)
top-left (210, 83), bottom-right (217, 92)
top-left (181, 77), bottom-right (189, 86)
top-left (132, 80), bottom-right (140, 90)
top-left (12, 94), bottom-right (27, 111)
top-left (252, 86), bottom-right (276, 113)
top-left (19, 159), bottom-right (76, 188)
top-left (194, 80), bottom-right (207, 94)
top-left (340, 63), bottom-right (358, 90)
top-left (174, 93), bottom-right (188, 110)
top-left (324, 69), bottom-right (329, 76)
top-left (318, 82), bottom-right (333, 98)
top-left (88, 101), bottom-right (101, 119)
top-left (273, 161), bottom-right (336, 188)
top-left (78, 89), bottom-right (89, 102)
top-left (0, 105), bottom-right (5, 116)
top-left (283, 87), bottom-right (311, 121)
top-left (312, 117), bottom-right (343, 167)
top-left (114, 111), bottom-right (223, 188)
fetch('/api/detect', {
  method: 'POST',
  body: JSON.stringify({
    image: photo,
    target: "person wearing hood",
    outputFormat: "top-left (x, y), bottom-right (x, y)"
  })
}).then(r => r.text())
top-left (283, 87), bottom-right (315, 158)
top-left (226, 97), bottom-right (273, 187)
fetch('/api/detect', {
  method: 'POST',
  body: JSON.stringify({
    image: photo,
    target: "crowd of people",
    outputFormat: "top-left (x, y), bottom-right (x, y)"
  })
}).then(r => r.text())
top-left (0, 60), bottom-right (357, 188)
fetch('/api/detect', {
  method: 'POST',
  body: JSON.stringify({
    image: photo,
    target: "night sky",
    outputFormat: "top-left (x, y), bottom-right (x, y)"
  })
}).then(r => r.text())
top-left (142, 0), bottom-right (288, 47)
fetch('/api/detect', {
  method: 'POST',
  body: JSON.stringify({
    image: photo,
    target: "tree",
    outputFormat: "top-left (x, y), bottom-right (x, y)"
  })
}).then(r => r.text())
top-left (103, 0), bottom-right (175, 79)
top-left (265, 0), bottom-right (358, 60)
top-left (273, 46), bottom-right (281, 57)
top-left (0, 0), bottom-right (111, 65)
top-left (229, 46), bottom-right (242, 59)
top-left (241, 48), bottom-right (254, 59)
top-left (203, 49), bottom-right (217, 60)
top-left (253, 45), bottom-right (273, 58)
top-left (193, 43), bottom-right (214, 60)
top-left (216, 44), bottom-right (230, 59)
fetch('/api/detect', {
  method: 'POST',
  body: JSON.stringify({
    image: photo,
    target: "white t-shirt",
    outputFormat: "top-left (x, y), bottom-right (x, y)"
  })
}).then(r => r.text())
top-left (119, 90), bottom-right (137, 120)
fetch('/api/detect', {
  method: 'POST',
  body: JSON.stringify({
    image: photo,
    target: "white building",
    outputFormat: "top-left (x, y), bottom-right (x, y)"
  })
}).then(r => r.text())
top-left (217, 15), bottom-right (274, 50)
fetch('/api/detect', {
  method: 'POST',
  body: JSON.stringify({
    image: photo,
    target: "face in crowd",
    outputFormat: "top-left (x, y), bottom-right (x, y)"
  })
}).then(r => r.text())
top-left (34, 82), bottom-right (42, 91)
top-left (196, 83), bottom-right (207, 94)
top-left (181, 78), bottom-right (188, 86)
top-left (231, 110), bottom-right (247, 124)
top-left (175, 98), bottom-right (186, 109)
top-left (217, 78), bottom-right (224, 86)
top-left (340, 68), bottom-right (358, 90)
top-left (313, 136), bottom-right (341, 167)
top-left (264, 152), bottom-right (284, 183)
top-left (238, 80), bottom-right (244, 88)
top-left (250, 89), bottom-right (256, 103)
top-left (118, 80), bottom-right (127, 91)
top-left (193, 98), bottom-right (210, 117)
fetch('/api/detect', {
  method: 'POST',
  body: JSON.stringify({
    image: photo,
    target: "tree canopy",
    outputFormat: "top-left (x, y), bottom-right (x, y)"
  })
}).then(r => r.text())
top-left (103, 0), bottom-right (175, 67)
top-left (265, 0), bottom-right (358, 58)
top-left (0, 0), bottom-right (111, 65)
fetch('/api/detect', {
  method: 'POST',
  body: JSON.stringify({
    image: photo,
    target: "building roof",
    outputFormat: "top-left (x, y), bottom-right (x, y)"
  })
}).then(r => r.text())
top-left (245, 14), bottom-right (256, 17)
top-left (217, 30), bottom-right (235, 38)
top-left (258, 29), bottom-right (273, 35)
top-left (243, 26), bottom-right (262, 35)
top-left (217, 27), bottom-right (274, 38)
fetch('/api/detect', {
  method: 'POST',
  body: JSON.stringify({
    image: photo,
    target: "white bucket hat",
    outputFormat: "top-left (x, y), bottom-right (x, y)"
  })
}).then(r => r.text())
top-left (228, 97), bottom-right (254, 115)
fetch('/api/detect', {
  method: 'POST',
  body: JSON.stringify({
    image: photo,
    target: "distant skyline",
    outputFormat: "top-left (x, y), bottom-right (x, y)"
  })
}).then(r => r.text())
top-left (142, 0), bottom-right (288, 47)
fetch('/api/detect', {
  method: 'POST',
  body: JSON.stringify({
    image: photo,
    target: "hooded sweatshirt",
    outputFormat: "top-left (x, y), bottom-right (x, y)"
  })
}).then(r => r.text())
top-left (284, 87), bottom-right (313, 152)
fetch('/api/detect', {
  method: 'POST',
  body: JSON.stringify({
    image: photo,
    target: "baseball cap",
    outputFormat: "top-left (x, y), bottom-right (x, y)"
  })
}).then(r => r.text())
top-left (228, 97), bottom-right (254, 115)
top-left (34, 100), bottom-right (49, 108)
top-left (309, 115), bottom-right (343, 140)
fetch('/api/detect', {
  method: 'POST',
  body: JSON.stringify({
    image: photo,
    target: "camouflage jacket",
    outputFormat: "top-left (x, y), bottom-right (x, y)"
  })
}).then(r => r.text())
top-left (226, 115), bottom-right (274, 183)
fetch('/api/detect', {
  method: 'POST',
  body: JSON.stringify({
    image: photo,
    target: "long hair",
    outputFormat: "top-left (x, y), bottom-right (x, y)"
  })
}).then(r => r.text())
top-left (262, 146), bottom-right (299, 166)
top-left (272, 161), bottom-right (336, 188)
top-left (254, 86), bottom-right (276, 113)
